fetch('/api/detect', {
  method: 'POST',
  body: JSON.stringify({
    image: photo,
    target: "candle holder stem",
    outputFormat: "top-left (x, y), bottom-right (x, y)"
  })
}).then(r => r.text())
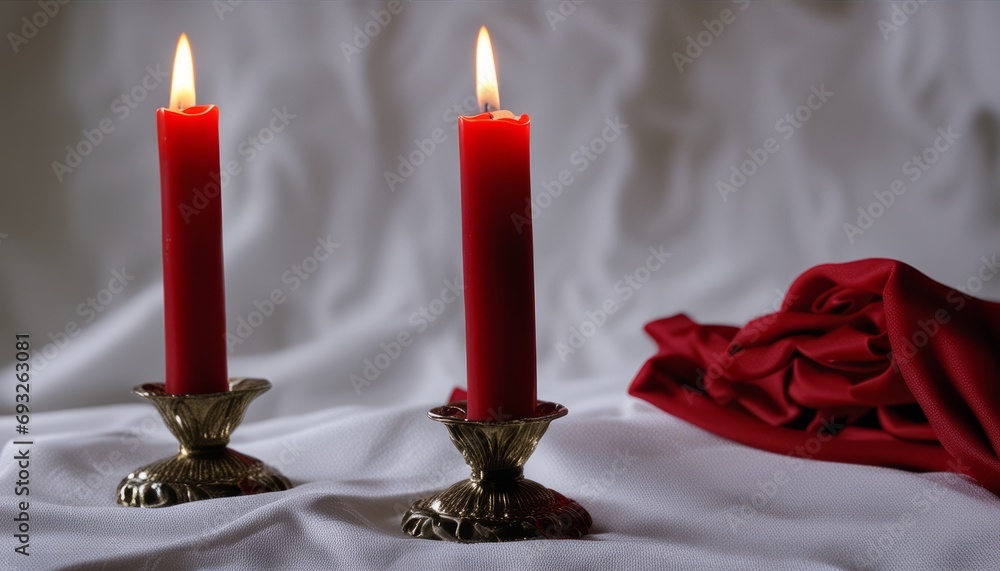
top-left (116, 378), bottom-right (292, 508)
top-left (402, 401), bottom-right (591, 542)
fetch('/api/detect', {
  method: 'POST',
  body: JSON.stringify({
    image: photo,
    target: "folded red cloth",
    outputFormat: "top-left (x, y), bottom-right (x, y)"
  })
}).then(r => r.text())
top-left (448, 387), bottom-right (467, 404)
top-left (629, 258), bottom-right (1000, 493)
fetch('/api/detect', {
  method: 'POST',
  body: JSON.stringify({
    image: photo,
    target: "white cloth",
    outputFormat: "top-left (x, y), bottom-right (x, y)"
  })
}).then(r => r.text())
top-left (4, 389), bottom-right (1000, 570)
top-left (2, 1), bottom-right (1000, 569)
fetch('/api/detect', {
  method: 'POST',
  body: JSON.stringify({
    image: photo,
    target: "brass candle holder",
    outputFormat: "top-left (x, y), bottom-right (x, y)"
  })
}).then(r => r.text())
top-left (402, 400), bottom-right (592, 542)
top-left (116, 378), bottom-right (292, 508)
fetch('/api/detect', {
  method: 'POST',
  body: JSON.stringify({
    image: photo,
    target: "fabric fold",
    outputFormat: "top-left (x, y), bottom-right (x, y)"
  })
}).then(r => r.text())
top-left (629, 258), bottom-right (1000, 494)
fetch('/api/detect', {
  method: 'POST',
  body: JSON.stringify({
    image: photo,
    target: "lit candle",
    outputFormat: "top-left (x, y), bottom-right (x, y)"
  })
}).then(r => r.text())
top-left (460, 27), bottom-right (537, 420)
top-left (158, 34), bottom-right (229, 395)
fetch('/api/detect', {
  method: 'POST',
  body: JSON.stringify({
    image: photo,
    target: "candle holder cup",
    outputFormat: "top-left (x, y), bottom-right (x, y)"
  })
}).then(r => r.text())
top-left (116, 378), bottom-right (292, 508)
top-left (401, 400), bottom-right (591, 542)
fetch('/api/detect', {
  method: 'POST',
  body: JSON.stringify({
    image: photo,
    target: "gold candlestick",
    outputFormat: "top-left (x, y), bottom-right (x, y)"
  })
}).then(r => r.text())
top-left (402, 401), bottom-right (592, 542)
top-left (116, 378), bottom-right (292, 508)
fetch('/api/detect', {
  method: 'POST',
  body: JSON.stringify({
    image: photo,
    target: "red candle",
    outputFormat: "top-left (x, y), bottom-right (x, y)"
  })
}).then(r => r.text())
top-left (157, 34), bottom-right (228, 395)
top-left (459, 27), bottom-right (537, 420)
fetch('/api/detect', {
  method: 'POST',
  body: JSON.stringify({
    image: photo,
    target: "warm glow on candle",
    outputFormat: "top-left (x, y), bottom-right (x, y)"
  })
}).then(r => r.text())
top-left (475, 26), bottom-right (500, 113)
top-left (169, 33), bottom-right (195, 111)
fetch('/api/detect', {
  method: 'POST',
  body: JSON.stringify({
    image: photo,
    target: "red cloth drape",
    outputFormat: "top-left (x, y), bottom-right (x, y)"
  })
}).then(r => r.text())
top-left (629, 258), bottom-right (1000, 493)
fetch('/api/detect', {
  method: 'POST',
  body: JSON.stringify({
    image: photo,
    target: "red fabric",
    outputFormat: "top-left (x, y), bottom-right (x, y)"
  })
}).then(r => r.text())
top-left (628, 258), bottom-right (1000, 494)
top-left (448, 387), bottom-right (467, 404)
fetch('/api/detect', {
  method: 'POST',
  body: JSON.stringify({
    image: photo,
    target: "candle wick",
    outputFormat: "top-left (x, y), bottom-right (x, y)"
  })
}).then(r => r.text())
top-left (482, 103), bottom-right (491, 114)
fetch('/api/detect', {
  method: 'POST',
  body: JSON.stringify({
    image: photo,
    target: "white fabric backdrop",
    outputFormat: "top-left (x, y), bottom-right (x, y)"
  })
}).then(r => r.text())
top-left (2, 1), bottom-right (1000, 569)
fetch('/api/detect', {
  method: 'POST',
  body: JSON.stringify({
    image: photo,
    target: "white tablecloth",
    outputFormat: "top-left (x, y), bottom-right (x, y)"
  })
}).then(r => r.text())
top-left (2, 1), bottom-right (1000, 569)
top-left (5, 383), bottom-right (1000, 570)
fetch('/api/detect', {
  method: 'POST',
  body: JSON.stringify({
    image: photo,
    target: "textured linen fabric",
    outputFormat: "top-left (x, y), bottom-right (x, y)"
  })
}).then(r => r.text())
top-left (4, 388), bottom-right (1000, 571)
top-left (2, 1), bottom-right (1000, 569)
top-left (630, 259), bottom-right (1000, 494)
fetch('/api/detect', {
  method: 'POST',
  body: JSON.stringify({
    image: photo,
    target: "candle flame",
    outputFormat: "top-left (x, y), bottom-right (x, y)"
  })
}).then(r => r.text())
top-left (168, 33), bottom-right (195, 111)
top-left (475, 26), bottom-right (500, 113)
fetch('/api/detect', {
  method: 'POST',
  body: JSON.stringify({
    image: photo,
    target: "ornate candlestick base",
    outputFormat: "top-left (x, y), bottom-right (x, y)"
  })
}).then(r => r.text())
top-left (402, 401), bottom-right (591, 542)
top-left (116, 378), bottom-right (292, 508)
